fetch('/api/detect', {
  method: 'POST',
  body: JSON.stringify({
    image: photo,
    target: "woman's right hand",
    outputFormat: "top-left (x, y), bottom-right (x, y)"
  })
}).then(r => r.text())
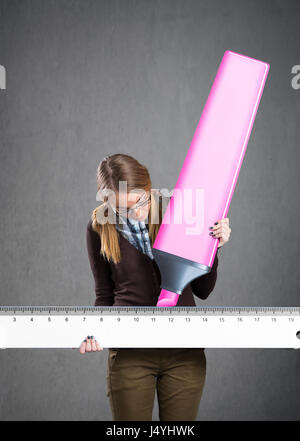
top-left (79, 336), bottom-right (103, 354)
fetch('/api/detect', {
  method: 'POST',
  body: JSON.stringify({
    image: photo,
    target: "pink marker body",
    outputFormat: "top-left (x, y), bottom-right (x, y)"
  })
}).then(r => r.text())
top-left (153, 50), bottom-right (269, 307)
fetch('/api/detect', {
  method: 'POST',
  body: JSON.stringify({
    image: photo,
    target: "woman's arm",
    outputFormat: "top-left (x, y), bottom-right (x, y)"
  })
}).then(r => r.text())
top-left (190, 249), bottom-right (219, 300)
top-left (191, 216), bottom-right (230, 300)
top-left (86, 221), bottom-right (115, 306)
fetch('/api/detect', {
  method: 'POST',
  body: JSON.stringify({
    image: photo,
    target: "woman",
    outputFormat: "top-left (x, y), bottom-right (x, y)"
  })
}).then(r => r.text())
top-left (80, 153), bottom-right (231, 421)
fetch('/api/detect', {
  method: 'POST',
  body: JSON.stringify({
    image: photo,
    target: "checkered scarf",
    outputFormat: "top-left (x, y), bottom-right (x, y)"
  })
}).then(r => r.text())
top-left (115, 214), bottom-right (154, 260)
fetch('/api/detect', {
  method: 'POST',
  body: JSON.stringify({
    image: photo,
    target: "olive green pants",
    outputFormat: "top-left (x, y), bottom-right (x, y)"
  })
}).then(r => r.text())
top-left (106, 347), bottom-right (207, 421)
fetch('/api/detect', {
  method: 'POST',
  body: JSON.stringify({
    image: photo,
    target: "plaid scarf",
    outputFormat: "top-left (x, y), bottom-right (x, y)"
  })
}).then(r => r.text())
top-left (115, 214), bottom-right (154, 260)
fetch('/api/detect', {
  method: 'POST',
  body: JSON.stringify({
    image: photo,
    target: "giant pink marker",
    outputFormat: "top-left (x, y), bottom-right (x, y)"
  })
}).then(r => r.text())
top-left (153, 50), bottom-right (269, 307)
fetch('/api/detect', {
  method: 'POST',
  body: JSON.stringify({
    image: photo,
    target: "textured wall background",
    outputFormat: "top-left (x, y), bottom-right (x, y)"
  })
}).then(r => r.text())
top-left (0, 0), bottom-right (299, 421)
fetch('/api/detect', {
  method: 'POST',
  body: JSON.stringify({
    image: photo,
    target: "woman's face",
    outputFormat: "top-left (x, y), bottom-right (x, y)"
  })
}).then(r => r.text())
top-left (115, 191), bottom-right (151, 222)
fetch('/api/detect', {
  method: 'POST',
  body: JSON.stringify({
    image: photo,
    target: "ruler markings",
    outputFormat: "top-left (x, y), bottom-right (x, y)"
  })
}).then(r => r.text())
top-left (1, 306), bottom-right (299, 349)
top-left (1, 306), bottom-right (300, 315)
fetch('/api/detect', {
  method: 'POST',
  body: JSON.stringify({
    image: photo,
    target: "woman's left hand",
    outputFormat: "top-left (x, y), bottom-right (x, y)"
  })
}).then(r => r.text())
top-left (209, 217), bottom-right (231, 248)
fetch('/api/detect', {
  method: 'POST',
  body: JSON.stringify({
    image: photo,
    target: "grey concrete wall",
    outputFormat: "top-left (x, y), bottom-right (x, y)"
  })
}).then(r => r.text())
top-left (0, 0), bottom-right (299, 421)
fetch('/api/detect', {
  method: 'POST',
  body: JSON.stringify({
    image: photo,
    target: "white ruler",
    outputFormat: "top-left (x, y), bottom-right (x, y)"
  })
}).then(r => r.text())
top-left (0, 306), bottom-right (299, 349)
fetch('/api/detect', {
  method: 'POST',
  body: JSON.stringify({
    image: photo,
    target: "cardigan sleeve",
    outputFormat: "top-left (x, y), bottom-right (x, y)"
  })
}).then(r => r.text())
top-left (86, 222), bottom-right (115, 306)
top-left (190, 248), bottom-right (220, 300)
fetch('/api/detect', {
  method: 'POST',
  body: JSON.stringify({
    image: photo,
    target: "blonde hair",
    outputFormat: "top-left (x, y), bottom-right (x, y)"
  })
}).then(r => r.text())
top-left (91, 153), bottom-right (163, 264)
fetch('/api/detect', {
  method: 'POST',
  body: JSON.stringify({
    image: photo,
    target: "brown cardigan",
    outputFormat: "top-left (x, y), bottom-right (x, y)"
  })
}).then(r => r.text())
top-left (86, 219), bottom-right (219, 307)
